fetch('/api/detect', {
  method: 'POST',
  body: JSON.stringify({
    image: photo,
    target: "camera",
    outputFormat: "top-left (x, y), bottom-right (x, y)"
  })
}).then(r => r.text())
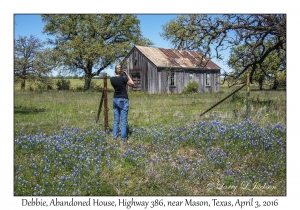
top-left (121, 70), bottom-right (127, 77)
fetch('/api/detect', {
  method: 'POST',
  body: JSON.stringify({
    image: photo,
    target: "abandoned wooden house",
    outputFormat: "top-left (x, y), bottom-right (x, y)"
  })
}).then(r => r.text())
top-left (120, 45), bottom-right (221, 94)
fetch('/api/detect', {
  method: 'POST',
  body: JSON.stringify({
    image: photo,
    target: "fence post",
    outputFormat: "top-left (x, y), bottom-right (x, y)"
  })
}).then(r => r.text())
top-left (246, 73), bottom-right (250, 118)
top-left (103, 73), bottom-right (109, 132)
top-left (95, 88), bottom-right (104, 124)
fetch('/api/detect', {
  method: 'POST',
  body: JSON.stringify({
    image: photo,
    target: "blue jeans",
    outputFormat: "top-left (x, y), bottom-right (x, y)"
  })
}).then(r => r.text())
top-left (113, 98), bottom-right (129, 141)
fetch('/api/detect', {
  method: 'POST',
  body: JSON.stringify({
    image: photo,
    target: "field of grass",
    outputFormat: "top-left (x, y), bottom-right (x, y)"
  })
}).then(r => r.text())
top-left (14, 84), bottom-right (286, 196)
top-left (14, 78), bottom-right (114, 91)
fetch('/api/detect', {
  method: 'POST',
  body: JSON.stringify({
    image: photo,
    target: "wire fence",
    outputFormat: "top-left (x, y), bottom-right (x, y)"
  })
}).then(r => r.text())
top-left (96, 73), bottom-right (250, 131)
top-left (14, 73), bottom-right (286, 137)
top-left (14, 73), bottom-right (258, 133)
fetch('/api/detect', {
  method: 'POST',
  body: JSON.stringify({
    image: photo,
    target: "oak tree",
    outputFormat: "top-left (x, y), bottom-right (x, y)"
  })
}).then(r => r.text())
top-left (228, 40), bottom-right (286, 90)
top-left (42, 14), bottom-right (153, 90)
top-left (14, 35), bottom-right (55, 89)
top-left (161, 14), bottom-right (286, 86)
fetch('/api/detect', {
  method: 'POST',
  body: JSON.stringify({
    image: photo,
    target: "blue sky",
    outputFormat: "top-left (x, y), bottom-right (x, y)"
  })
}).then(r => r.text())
top-left (14, 14), bottom-right (231, 76)
top-left (14, 14), bottom-right (177, 48)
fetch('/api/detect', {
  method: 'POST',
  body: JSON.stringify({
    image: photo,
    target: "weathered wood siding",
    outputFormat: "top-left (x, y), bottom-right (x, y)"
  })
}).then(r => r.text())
top-left (156, 69), bottom-right (220, 93)
top-left (121, 47), bottom-right (220, 94)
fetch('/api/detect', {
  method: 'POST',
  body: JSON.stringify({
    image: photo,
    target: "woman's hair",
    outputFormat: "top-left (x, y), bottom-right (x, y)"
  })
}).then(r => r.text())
top-left (115, 65), bottom-right (122, 75)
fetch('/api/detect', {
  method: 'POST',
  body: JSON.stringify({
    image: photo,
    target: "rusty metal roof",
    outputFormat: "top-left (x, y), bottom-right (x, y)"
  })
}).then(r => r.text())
top-left (135, 45), bottom-right (221, 70)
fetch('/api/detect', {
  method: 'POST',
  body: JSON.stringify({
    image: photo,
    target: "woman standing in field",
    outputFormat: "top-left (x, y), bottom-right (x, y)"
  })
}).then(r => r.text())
top-left (110, 65), bottom-right (135, 142)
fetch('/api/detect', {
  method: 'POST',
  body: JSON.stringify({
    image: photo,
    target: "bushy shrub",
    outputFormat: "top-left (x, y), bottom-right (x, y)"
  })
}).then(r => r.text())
top-left (182, 81), bottom-right (199, 93)
top-left (56, 78), bottom-right (71, 90)
top-left (90, 81), bottom-right (103, 91)
top-left (74, 85), bottom-right (84, 91)
top-left (37, 79), bottom-right (54, 92)
top-left (36, 82), bottom-right (54, 92)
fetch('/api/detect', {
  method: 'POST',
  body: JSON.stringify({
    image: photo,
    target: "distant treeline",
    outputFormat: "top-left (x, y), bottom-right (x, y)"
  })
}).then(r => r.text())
top-left (51, 74), bottom-right (111, 79)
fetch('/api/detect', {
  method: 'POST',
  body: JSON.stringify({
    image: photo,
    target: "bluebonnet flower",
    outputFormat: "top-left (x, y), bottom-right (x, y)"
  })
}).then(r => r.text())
top-left (14, 118), bottom-right (286, 195)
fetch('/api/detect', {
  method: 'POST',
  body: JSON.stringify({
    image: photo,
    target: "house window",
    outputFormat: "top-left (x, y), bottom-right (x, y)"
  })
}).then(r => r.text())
top-left (170, 72), bottom-right (175, 86)
top-left (189, 73), bottom-right (194, 81)
top-left (206, 73), bottom-right (211, 86)
top-left (131, 70), bottom-right (141, 91)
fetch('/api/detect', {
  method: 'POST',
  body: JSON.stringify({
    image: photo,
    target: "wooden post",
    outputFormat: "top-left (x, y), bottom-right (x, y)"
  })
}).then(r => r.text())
top-left (103, 73), bottom-right (109, 132)
top-left (247, 73), bottom-right (250, 97)
top-left (246, 73), bottom-right (250, 118)
top-left (95, 88), bottom-right (104, 124)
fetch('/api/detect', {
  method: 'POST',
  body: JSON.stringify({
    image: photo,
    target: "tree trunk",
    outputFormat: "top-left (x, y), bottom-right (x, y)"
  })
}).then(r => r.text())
top-left (258, 75), bottom-right (264, 91)
top-left (258, 80), bottom-right (263, 91)
top-left (272, 80), bottom-right (278, 90)
top-left (84, 74), bottom-right (92, 90)
top-left (271, 75), bottom-right (278, 90)
top-left (21, 79), bottom-right (25, 90)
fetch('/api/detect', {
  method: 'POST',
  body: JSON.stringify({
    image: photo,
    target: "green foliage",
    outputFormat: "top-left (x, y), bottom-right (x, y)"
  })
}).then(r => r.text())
top-left (56, 78), bottom-right (71, 90)
top-left (14, 35), bottom-right (55, 89)
top-left (35, 81), bottom-right (54, 92)
top-left (161, 15), bottom-right (286, 86)
top-left (41, 14), bottom-right (153, 90)
top-left (227, 41), bottom-right (286, 89)
top-left (182, 81), bottom-right (199, 93)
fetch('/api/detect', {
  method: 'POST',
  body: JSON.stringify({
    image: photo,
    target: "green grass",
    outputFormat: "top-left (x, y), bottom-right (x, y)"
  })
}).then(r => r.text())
top-left (14, 78), bottom-right (114, 91)
top-left (14, 86), bottom-right (286, 196)
top-left (14, 86), bottom-right (286, 136)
